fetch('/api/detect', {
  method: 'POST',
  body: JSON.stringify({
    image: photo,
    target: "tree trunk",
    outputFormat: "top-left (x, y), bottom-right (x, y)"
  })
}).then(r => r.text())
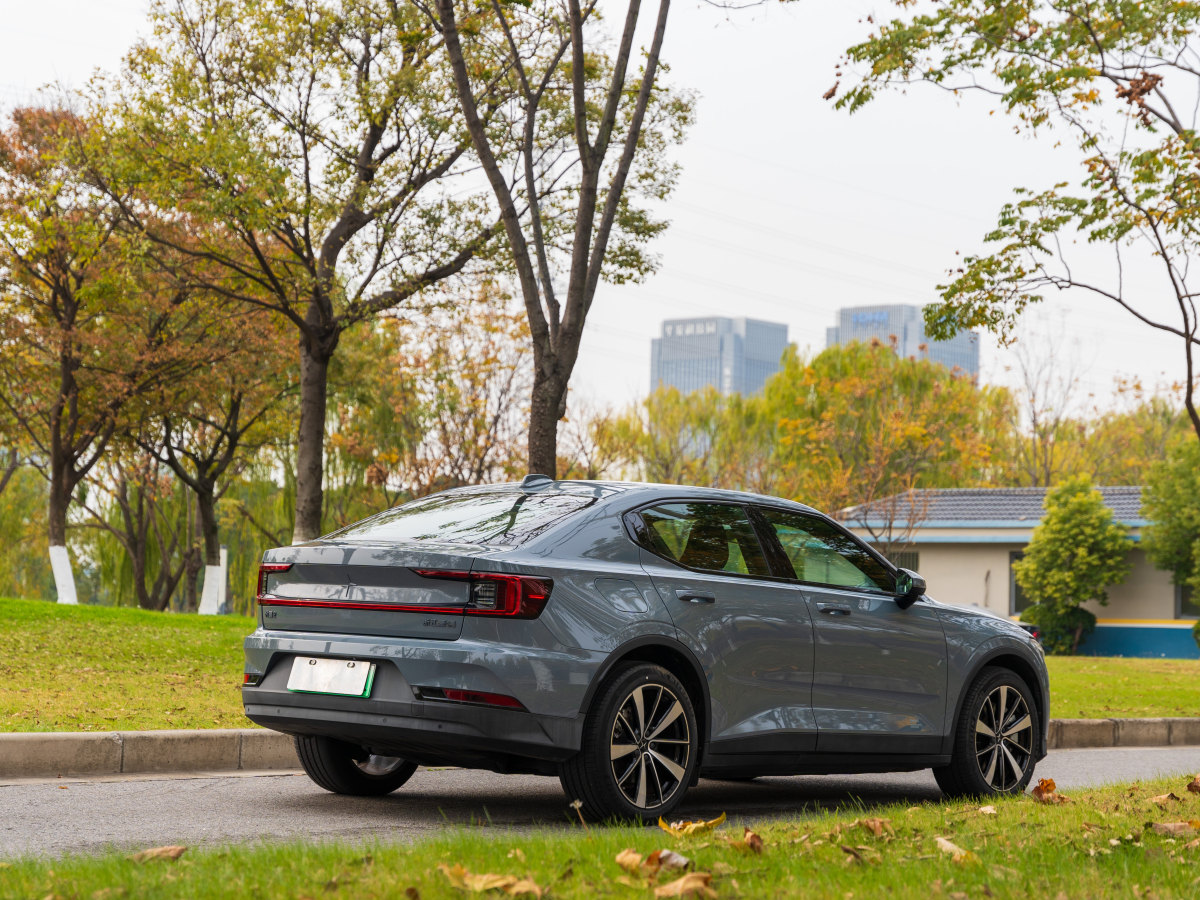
top-left (528, 369), bottom-right (566, 477)
top-left (293, 339), bottom-right (332, 543)
top-left (47, 454), bottom-right (78, 604)
top-left (196, 485), bottom-right (224, 614)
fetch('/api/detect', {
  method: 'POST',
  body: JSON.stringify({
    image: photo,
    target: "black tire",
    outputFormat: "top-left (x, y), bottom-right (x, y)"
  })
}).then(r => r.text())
top-left (560, 662), bottom-right (699, 823)
top-left (294, 735), bottom-right (418, 797)
top-left (934, 666), bottom-right (1039, 798)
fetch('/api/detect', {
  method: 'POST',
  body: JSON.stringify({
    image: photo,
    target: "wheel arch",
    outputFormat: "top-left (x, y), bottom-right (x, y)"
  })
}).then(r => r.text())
top-left (947, 647), bottom-right (1049, 759)
top-left (580, 636), bottom-right (711, 748)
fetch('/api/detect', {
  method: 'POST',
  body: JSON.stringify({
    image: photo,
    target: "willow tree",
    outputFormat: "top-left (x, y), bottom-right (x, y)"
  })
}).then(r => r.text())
top-left (96, 0), bottom-right (515, 542)
top-left (838, 1), bottom-right (1200, 440)
top-left (428, 0), bottom-right (692, 475)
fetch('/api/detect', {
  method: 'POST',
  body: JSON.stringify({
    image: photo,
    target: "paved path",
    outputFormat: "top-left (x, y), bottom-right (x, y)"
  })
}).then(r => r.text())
top-left (4, 746), bottom-right (1200, 860)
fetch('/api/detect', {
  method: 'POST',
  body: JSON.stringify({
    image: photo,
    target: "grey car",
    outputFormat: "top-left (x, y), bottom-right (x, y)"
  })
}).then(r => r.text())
top-left (242, 477), bottom-right (1048, 821)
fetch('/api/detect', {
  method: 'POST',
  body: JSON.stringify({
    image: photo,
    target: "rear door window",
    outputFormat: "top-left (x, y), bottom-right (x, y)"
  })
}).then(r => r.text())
top-left (757, 507), bottom-right (895, 593)
top-left (632, 503), bottom-right (771, 577)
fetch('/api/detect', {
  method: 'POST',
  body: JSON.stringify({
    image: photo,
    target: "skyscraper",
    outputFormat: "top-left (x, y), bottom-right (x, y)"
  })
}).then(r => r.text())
top-left (650, 317), bottom-right (789, 396)
top-left (825, 304), bottom-right (979, 377)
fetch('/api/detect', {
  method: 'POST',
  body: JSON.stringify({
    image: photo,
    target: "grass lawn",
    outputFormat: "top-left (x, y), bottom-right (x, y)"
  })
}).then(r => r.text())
top-left (3, 776), bottom-right (1200, 898)
top-left (0, 597), bottom-right (255, 732)
top-left (1046, 656), bottom-right (1200, 719)
top-left (3, 596), bottom-right (1200, 732)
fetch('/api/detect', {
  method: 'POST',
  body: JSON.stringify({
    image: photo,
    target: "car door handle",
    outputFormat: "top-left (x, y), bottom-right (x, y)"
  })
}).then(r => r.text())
top-left (818, 604), bottom-right (851, 616)
top-left (676, 590), bottom-right (716, 604)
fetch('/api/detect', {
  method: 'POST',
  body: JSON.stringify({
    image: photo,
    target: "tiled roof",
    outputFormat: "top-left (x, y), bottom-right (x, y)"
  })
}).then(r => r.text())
top-left (839, 486), bottom-right (1145, 526)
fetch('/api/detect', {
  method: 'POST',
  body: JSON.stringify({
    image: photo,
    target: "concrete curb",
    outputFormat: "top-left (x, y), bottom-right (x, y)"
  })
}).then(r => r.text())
top-left (0, 729), bottom-right (297, 780)
top-left (2, 718), bottom-right (1198, 780)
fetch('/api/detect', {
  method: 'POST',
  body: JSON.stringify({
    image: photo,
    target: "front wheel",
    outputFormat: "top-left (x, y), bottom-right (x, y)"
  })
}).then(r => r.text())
top-left (560, 663), bottom-right (699, 822)
top-left (294, 735), bottom-right (418, 796)
top-left (934, 667), bottom-right (1038, 798)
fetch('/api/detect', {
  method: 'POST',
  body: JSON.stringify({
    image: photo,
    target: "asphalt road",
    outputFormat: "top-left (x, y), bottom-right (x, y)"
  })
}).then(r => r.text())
top-left (4, 746), bottom-right (1200, 860)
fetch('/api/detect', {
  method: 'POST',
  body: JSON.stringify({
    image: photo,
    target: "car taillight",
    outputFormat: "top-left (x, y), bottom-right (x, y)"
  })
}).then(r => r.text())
top-left (415, 686), bottom-right (525, 710)
top-left (412, 570), bottom-right (552, 619)
top-left (257, 563), bottom-right (292, 599)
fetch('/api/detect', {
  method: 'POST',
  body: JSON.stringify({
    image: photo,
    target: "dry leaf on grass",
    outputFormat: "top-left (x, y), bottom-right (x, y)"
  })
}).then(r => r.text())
top-left (728, 827), bottom-right (765, 854)
top-left (935, 836), bottom-right (980, 865)
top-left (653, 872), bottom-right (716, 899)
top-left (841, 845), bottom-right (864, 865)
top-left (1148, 821), bottom-right (1200, 837)
top-left (978, 806), bottom-right (997, 816)
top-left (1031, 778), bottom-right (1069, 805)
top-left (857, 817), bottom-right (894, 838)
top-left (1150, 793), bottom-right (1183, 807)
top-left (659, 812), bottom-right (726, 838)
top-left (1184, 838), bottom-right (1200, 850)
top-left (615, 848), bottom-right (691, 877)
top-left (615, 849), bottom-right (644, 874)
top-left (438, 864), bottom-right (542, 897)
top-left (507, 849), bottom-right (526, 863)
top-left (128, 846), bottom-right (186, 863)
top-left (1187, 775), bottom-right (1200, 795)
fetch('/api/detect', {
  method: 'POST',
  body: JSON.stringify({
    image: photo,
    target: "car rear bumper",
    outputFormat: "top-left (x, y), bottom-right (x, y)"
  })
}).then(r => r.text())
top-left (242, 630), bottom-right (594, 771)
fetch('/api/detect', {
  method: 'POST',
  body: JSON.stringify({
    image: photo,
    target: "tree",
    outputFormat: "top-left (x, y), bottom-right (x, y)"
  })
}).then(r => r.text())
top-left (97, 0), bottom-right (508, 542)
top-left (838, 1), bottom-right (1200, 441)
top-left (429, 0), bottom-right (692, 475)
top-left (766, 341), bottom-right (1008, 555)
top-left (0, 107), bottom-right (206, 603)
top-left (1142, 439), bottom-right (1200, 628)
top-left (1014, 476), bottom-right (1133, 654)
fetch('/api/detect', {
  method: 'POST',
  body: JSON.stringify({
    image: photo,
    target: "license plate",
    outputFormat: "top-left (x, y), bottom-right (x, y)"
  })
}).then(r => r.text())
top-left (287, 657), bottom-right (376, 697)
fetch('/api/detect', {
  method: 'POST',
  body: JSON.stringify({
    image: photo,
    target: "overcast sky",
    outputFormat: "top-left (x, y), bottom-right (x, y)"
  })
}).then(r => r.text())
top-left (1, 0), bottom-right (1187, 416)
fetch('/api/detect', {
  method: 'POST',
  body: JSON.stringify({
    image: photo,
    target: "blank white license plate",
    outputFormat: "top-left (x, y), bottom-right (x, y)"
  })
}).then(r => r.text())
top-left (287, 657), bottom-right (376, 697)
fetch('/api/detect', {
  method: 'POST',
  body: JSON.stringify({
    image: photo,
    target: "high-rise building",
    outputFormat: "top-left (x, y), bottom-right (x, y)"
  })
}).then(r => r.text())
top-left (825, 304), bottom-right (979, 377)
top-left (650, 317), bottom-right (788, 396)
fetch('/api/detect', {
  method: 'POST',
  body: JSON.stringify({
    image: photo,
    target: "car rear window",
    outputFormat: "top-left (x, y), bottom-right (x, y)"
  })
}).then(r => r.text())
top-left (327, 489), bottom-right (599, 546)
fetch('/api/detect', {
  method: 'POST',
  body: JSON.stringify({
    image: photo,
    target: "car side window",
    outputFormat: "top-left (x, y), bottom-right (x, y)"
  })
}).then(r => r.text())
top-left (757, 507), bottom-right (895, 593)
top-left (634, 503), bottom-right (771, 578)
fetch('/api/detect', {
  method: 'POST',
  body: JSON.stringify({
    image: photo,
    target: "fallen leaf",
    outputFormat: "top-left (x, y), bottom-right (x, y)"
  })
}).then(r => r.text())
top-left (857, 817), bottom-right (894, 837)
top-left (935, 836), bottom-right (980, 865)
top-left (742, 828), bottom-right (764, 854)
top-left (504, 879), bottom-right (542, 898)
top-left (405, 889), bottom-right (420, 900)
top-left (1031, 778), bottom-right (1070, 805)
top-left (1184, 838), bottom-right (1200, 850)
top-left (1186, 775), bottom-right (1200, 795)
top-left (649, 849), bottom-right (692, 873)
top-left (128, 846), bottom-right (187, 863)
top-left (464, 873), bottom-right (516, 893)
top-left (507, 849), bottom-right (526, 863)
top-left (1150, 793), bottom-right (1183, 807)
top-left (615, 849), bottom-right (644, 874)
top-left (978, 806), bottom-right (997, 816)
top-left (841, 845), bottom-right (864, 865)
top-left (1149, 822), bottom-right (1200, 836)
top-left (659, 812), bottom-right (726, 838)
top-left (653, 872), bottom-right (716, 899)
top-left (710, 861), bottom-right (735, 875)
top-left (1081, 822), bottom-right (1103, 833)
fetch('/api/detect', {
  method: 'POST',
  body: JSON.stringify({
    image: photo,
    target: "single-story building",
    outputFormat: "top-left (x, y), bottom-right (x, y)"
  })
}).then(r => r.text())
top-left (840, 487), bottom-right (1199, 659)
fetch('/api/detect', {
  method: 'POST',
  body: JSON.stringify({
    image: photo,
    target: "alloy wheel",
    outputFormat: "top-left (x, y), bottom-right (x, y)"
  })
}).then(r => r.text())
top-left (355, 754), bottom-right (409, 777)
top-left (974, 684), bottom-right (1033, 792)
top-left (609, 682), bottom-right (691, 809)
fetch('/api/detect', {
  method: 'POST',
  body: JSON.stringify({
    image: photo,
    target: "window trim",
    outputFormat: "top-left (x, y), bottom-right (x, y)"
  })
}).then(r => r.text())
top-left (622, 499), bottom-right (788, 584)
top-left (749, 503), bottom-right (900, 597)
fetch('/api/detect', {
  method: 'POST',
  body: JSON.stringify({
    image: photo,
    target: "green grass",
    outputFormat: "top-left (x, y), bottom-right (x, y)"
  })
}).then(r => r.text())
top-left (0, 597), bottom-right (255, 732)
top-left (1046, 656), bottom-right (1200, 719)
top-left (3, 777), bottom-right (1200, 898)
top-left (3, 596), bottom-right (1200, 733)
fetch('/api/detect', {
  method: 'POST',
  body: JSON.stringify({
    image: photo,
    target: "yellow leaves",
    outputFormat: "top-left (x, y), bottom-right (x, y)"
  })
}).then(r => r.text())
top-left (1031, 778), bottom-right (1070, 804)
top-left (128, 845), bottom-right (186, 863)
top-left (934, 836), bottom-right (980, 865)
top-left (653, 872), bottom-right (716, 899)
top-left (658, 812), bottom-right (726, 838)
top-left (437, 864), bottom-right (542, 897)
top-left (978, 805), bottom-right (998, 816)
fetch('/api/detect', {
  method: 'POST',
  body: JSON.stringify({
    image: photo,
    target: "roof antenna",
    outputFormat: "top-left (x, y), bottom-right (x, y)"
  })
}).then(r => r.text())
top-left (521, 473), bottom-right (555, 492)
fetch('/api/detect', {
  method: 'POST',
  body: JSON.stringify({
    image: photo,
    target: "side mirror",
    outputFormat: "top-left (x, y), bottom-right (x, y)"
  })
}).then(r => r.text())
top-left (894, 567), bottom-right (927, 610)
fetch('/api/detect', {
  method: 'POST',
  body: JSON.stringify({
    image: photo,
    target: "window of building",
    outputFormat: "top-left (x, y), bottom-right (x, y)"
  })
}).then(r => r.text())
top-left (1010, 551), bottom-right (1033, 615)
top-left (887, 550), bottom-right (920, 572)
top-left (1178, 583), bottom-right (1200, 620)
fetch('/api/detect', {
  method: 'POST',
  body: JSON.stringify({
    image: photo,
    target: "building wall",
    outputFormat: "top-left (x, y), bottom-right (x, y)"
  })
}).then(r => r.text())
top-left (910, 542), bottom-right (1023, 615)
top-left (650, 317), bottom-right (788, 396)
top-left (825, 304), bottom-right (980, 378)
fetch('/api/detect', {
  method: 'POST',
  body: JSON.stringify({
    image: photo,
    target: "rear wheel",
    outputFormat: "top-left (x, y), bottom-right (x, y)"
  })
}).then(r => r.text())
top-left (295, 735), bottom-right (418, 796)
top-left (934, 667), bottom-right (1038, 798)
top-left (560, 663), bottom-right (699, 822)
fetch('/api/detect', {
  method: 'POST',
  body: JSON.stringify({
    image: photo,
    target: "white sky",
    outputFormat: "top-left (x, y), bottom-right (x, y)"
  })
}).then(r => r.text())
top-left (1, 0), bottom-right (1188, 415)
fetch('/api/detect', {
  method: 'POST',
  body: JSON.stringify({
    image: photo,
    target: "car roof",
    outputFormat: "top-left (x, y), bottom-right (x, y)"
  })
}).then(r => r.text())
top-left (434, 479), bottom-right (824, 517)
